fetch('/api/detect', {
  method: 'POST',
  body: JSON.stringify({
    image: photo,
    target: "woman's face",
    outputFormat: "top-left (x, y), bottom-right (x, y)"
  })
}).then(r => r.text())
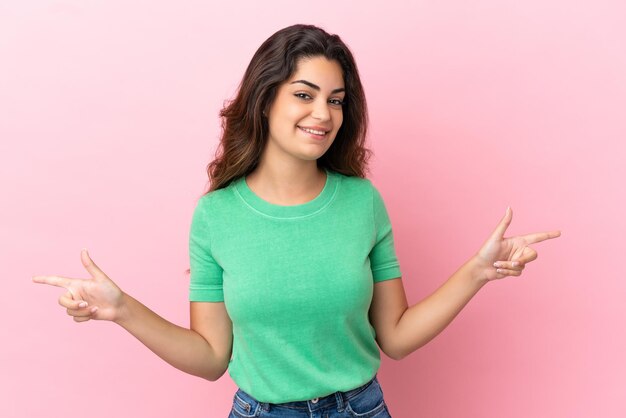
top-left (264, 56), bottom-right (345, 164)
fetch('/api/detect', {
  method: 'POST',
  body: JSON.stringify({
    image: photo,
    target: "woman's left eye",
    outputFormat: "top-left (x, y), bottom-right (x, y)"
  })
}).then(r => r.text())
top-left (294, 93), bottom-right (343, 106)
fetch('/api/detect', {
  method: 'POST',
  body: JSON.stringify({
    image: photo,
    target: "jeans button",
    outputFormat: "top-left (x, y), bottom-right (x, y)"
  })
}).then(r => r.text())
top-left (311, 398), bottom-right (319, 404)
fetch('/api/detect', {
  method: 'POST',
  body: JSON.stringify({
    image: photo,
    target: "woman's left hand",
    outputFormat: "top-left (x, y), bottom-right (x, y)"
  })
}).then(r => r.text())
top-left (474, 207), bottom-right (561, 282)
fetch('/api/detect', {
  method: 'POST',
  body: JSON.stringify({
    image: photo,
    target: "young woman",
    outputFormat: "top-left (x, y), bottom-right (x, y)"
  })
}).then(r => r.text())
top-left (33, 24), bottom-right (561, 417)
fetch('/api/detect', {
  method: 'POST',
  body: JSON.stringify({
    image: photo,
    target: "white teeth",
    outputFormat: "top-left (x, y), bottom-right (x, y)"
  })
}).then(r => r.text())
top-left (300, 127), bottom-right (326, 135)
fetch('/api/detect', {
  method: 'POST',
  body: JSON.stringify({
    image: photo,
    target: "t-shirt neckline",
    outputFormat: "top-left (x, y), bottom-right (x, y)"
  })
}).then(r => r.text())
top-left (233, 168), bottom-right (339, 219)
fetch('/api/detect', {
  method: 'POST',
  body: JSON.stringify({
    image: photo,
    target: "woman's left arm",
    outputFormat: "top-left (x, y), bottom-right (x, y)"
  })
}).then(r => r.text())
top-left (369, 207), bottom-right (561, 360)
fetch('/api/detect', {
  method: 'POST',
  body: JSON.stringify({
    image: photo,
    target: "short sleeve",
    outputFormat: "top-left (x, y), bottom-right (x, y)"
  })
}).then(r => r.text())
top-left (369, 185), bottom-right (402, 282)
top-left (188, 196), bottom-right (224, 302)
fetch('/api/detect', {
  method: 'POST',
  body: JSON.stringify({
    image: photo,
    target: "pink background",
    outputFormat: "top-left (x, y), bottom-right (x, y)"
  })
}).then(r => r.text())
top-left (2, 1), bottom-right (624, 417)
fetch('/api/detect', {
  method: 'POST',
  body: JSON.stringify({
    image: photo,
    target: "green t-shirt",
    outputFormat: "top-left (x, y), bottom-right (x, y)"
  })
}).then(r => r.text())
top-left (188, 168), bottom-right (402, 403)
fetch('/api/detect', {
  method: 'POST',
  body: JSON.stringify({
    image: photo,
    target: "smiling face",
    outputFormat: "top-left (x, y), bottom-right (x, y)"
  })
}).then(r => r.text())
top-left (263, 56), bottom-right (345, 166)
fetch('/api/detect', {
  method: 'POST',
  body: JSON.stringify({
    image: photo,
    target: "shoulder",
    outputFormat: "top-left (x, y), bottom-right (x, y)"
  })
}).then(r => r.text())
top-left (333, 172), bottom-right (387, 208)
top-left (197, 178), bottom-right (241, 208)
top-left (189, 183), bottom-right (240, 228)
top-left (332, 171), bottom-right (376, 194)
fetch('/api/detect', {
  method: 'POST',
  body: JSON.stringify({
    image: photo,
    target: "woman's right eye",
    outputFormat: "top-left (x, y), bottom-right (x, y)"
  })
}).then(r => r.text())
top-left (294, 93), bottom-right (312, 100)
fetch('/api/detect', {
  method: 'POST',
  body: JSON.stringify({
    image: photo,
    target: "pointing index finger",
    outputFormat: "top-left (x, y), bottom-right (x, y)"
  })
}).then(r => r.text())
top-left (32, 275), bottom-right (73, 289)
top-left (522, 230), bottom-right (562, 245)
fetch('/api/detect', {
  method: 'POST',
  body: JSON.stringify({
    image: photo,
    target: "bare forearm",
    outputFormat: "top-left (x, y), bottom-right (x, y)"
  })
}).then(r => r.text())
top-left (393, 256), bottom-right (488, 359)
top-left (114, 293), bottom-right (225, 380)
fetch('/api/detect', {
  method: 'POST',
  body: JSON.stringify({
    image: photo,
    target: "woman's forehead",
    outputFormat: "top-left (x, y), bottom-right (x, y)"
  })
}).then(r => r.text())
top-left (288, 56), bottom-right (345, 88)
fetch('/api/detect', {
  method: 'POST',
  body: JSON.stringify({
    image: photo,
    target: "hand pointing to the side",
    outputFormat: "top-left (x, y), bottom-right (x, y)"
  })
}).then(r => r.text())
top-left (33, 249), bottom-right (125, 322)
top-left (474, 207), bottom-right (561, 282)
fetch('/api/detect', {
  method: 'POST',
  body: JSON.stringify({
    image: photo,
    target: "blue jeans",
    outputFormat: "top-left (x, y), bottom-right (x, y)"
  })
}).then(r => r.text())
top-left (228, 374), bottom-right (392, 417)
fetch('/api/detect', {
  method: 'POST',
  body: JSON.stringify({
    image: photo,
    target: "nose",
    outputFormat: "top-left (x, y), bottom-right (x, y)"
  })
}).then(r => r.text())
top-left (311, 99), bottom-right (331, 122)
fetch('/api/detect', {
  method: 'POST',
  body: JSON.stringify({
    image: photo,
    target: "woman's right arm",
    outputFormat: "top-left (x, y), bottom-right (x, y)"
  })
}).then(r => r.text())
top-left (33, 249), bottom-right (232, 381)
top-left (115, 296), bottom-right (232, 381)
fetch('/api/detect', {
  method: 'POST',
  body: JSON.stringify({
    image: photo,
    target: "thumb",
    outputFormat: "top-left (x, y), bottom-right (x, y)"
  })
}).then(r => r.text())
top-left (489, 206), bottom-right (513, 241)
top-left (81, 249), bottom-right (103, 278)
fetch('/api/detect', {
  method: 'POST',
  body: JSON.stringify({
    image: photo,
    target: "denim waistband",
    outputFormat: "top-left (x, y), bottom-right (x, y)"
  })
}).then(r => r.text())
top-left (238, 374), bottom-right (378, 412)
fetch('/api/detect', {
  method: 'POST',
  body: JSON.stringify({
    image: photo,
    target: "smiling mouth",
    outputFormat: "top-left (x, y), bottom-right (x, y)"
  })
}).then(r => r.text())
top-left (298, 126), bottom-right (329, 138)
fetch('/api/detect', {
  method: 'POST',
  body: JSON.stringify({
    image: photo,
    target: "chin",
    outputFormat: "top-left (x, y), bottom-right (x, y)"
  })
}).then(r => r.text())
top-left (295, 149), bottom-right (328, 161)
top-left (299, 155), bottom-right (325, 162)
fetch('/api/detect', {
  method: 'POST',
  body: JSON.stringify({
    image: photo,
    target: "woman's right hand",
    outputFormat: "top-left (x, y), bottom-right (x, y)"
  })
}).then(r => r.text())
top-left (33, 249), bottom-right (125, 322)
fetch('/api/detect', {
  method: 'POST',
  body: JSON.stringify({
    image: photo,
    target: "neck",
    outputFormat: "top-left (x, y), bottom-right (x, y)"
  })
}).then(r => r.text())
top-left (245, 159), bottom-right (327, 206)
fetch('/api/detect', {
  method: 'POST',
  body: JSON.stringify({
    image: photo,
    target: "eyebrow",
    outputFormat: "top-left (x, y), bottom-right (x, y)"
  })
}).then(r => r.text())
top-left (289, 80), bottom-right (345, 94)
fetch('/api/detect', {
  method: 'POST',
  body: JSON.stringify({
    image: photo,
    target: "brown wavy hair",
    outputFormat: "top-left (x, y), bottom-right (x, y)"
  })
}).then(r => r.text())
top-left (205, 24), bottom-right (372, 193)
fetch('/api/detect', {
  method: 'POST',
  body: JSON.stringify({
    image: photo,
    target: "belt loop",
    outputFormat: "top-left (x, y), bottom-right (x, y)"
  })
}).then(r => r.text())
top-left (335, 391), bottom-right (345, 412)
top-left (259, 401), bottom-right (270, 412)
